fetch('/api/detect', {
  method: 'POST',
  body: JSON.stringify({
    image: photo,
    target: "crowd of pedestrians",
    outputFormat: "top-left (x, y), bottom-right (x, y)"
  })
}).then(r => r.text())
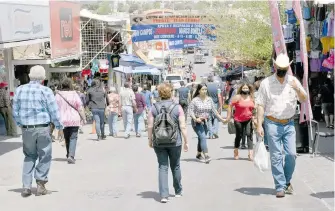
top-left (10, 55), bottom-right (312, 203)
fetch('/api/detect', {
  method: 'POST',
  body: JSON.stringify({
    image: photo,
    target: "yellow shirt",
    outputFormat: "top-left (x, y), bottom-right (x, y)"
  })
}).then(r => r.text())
top-left (320, 37), bottom-right (335, 54)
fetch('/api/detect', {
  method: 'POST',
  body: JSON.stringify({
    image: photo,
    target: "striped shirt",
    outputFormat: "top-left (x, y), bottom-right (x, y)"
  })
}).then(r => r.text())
top-left (256, 74), bottom-right (306, 119)
top-left (13, 81), bottom-right (62, 129)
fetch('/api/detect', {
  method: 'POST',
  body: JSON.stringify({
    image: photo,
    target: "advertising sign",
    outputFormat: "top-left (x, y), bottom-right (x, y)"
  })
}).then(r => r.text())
top-left (0, 3), bottom-right (50, 43)
top-left (168, 39), bottom-right (199, 49)
top-left (131, 14), bottom-right (216, 42)
top-left (49, 1), bottom-right (80, 59)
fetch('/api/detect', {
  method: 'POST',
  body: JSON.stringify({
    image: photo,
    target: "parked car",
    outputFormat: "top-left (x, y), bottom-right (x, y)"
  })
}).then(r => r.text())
top-left (165, 74), bottom-right (185, 90)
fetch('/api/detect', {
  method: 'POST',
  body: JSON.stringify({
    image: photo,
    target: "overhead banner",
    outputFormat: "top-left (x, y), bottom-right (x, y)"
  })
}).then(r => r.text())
top-left (49, 0), bottom-right (80, 59)
top-left (131, 14), bottom-right (216, 42)
top-left (168, 39), bottom-right (199, 49)
top-left (268, 0), bottom-right (292, 75)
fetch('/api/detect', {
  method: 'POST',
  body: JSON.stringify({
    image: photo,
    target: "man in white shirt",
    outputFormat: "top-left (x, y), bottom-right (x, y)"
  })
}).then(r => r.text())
top-left (256, 53), bottom-right (307, 198)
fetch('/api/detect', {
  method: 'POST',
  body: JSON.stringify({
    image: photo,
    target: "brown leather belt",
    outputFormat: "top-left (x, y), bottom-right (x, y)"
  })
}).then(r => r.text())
top-left (266, 116), bottom-right (293, 124)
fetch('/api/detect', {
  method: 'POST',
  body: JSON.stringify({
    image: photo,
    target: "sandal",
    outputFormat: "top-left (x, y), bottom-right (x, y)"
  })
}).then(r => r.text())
top-left (234, 149), bottom-right (239, 160)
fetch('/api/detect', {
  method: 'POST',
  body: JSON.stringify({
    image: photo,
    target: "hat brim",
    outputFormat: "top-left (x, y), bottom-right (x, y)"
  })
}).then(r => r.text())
top-left (272, 58), bottom-right (293, 69)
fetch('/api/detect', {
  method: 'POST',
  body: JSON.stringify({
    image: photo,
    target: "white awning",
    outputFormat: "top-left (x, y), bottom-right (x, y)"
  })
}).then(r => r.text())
top-left (0, 38), bottom-right (50, 49)
top-left (80, 9), bottom-right (126, 25)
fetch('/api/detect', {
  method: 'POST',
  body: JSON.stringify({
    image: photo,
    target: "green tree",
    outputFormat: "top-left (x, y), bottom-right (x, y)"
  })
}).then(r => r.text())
top-left (210, 1), bottom-right (273, 71)
top-left (96, 1), bottom-right (112, 15)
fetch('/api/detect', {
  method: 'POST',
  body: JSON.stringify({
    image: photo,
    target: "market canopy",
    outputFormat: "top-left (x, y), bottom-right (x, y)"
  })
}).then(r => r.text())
top-left (132, 67), bottom-right (161, 75)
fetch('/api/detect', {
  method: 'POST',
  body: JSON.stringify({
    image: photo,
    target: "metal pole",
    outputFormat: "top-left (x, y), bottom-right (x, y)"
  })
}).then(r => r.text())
top-left (162, 0), bottom-right (166, 77)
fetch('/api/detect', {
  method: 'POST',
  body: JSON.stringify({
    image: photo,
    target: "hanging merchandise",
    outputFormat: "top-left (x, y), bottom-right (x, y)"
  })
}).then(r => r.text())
top-left (99, 59), bottom-right (109, 74)
top-left (303, 1), bottom-right (312, 20)
top-left (322, 49), bottom-right (334, 70)
top-left (91, 59), bottom-right (99, 75)
top-left (283, 24), bottom-right (294, 43)
top-left (286, 9), bottom-right (297, 24)
top-left (110, 54), bottom-right (121, 68)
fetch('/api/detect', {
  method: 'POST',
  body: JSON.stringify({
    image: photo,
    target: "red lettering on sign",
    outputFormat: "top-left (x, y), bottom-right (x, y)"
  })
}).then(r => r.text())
top-left (155, 28), bottom-right (177, 35)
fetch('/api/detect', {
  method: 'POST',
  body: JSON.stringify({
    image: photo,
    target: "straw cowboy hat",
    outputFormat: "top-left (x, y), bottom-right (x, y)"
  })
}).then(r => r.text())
top-left (272, 53), bottom-right (293, 69)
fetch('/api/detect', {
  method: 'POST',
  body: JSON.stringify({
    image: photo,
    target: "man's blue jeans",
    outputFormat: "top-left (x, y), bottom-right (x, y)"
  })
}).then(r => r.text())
top-left (134, 112), bottom-right (144, 135)
top-left (22, 126), bottom-right (52, 188)
top-left (192, 121), bottom-right (209, 153)
top-left (92, 108), bottom-right (105, 136)
top-left (209, 103), bottom-right (220, 137)
top-left (154, 146), bottom-right (182, 198)
top-left (108, 112), bottom-right (118, 136)
top-left (264, 117), bottom-right (296, 192)
top-left (122, 106), bottom-right (133, 137)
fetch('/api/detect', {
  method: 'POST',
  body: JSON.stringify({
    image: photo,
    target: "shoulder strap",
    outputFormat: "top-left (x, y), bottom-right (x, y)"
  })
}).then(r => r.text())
top-left (57, 93), bottom-right (84, 121)
top-left (167, 103), bottom-right (177, 114)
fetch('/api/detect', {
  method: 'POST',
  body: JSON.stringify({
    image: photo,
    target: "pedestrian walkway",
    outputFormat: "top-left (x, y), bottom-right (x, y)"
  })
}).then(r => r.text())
top-left (0, 122), bottom-right (333, 211)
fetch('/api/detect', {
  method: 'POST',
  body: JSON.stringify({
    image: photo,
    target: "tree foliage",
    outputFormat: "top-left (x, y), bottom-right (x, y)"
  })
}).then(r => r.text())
top-left (207, 1), bottom-right (273, 71)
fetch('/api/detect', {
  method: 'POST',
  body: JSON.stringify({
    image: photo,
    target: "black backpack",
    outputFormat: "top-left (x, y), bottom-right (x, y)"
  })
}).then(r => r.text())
top-left (153, 103), bottom-right (178, 145)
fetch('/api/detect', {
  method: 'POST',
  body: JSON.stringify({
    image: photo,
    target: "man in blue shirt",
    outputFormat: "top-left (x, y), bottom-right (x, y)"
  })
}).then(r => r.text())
top-left (141, 84), bottom-right (153, 110)
top-left (207, 76), bottom-right (223, 139)
top-left (178, 81), bottom-right (191, 120)
top-left (13, 65), bottom-right (62, 198)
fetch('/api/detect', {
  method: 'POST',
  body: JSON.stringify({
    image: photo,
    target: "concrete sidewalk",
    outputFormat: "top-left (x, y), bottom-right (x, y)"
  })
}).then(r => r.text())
top-left (0, 122), bottom-right (333, 211)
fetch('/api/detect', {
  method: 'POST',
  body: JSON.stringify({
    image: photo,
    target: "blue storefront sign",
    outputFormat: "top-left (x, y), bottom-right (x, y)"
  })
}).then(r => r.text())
top-left (168, 39), bottom-right (200, 49)
top-left (131, 23), bottom-right (216, 42)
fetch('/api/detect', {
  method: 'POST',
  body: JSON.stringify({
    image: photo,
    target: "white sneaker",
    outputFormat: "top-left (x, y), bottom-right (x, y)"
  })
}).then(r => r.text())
top-left (175, 193), bottom-right (182, 198)
top-left (161, 198), bottom-right (169, 203)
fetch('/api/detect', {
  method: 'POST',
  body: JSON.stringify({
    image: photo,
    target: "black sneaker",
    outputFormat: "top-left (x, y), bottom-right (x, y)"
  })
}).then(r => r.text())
top-left (101, 135), bottom-right (106, 140)
top-left (241, 145), bottom-right (247, 149)
top-left (285, 183), bottom-right (294, 195)
top-left (21, 188), bottom-right (32, 197)
top-left (205, 155), bottom-right (211, 164)
top-left (196, 154), bottom-right (204, 162)
top-left (67, 157), bottom-right (76, 164)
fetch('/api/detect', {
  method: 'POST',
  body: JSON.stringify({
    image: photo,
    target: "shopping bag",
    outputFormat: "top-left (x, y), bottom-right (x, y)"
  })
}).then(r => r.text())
top-left (254, 140), bottom-right (269, 172)
top-left (228, 121), bottom-right (236, 134)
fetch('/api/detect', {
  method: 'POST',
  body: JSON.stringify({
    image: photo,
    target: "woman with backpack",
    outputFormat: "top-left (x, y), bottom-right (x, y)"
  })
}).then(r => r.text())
top-left (188, 83), bottom-right (226, 164)
top-left (147, 83), bottom-right (188, 203)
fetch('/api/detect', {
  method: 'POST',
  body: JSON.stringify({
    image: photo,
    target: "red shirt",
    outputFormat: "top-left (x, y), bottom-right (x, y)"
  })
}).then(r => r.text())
top-left (231, 98), bottom-right (254, 122)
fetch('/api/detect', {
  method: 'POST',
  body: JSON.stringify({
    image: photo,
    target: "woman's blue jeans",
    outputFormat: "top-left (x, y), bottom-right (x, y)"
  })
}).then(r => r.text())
top-left (134, 112), bottom-right (145, 134)
top-left (192, 121), bottom-right (209, 153)
top-left (108, 112), bottom-right (118, 136)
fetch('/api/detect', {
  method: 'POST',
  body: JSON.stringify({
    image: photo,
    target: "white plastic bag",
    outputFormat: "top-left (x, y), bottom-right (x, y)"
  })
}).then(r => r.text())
top-left (254, 140), bottom-right (269, 172)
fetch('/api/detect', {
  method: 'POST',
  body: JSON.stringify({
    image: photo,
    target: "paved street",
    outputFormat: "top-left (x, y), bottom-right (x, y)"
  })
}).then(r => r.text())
top-left (0, 120), bottom-right (333, 211)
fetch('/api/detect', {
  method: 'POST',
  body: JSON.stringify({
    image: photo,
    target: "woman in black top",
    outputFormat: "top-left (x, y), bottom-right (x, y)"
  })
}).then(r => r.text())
top-left (87, 79), bottom-right (107, 140)
top-left (319, 79), bottom-right (334, 128)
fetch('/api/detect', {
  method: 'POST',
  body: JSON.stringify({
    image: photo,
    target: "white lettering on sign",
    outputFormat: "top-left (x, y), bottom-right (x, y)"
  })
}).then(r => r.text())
top-left (179, 28), bottom-right (190, 34)
top-left (61, 19), bottom-right (73, 38)
top-left (139, 29), bottom-right (153, 36)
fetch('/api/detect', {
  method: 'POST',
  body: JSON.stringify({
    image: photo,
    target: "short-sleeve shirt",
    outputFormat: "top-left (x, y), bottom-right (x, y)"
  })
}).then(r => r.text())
top-left (178, 87), bottom-right (190, 101)
top-left (151, 100), bottom-right (182, 147)
top-left (120, 88), bottom-right (135, 106)
top-left (256, 74), bottom-right (306, 119)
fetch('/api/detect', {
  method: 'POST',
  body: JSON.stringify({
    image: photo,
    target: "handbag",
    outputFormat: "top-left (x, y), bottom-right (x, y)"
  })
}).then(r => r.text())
top-left (57, 93), bottom-right (86, 122)
top-left (228, 121), bottom-right (236, 134)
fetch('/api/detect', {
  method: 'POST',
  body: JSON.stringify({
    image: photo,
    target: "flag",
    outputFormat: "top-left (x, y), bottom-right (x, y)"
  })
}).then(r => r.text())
top-left (268, 0), bottom-right (292, 75)
top-left (292, 1), bottom-right (313, 123)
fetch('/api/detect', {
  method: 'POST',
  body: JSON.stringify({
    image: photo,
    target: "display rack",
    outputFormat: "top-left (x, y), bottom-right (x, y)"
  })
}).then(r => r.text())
top-left (80, 19), bottom-right (108, 69)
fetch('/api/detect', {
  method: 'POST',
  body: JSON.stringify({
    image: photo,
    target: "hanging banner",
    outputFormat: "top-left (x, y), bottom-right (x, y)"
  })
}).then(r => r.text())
top-left (49, 0), bottom-right (80, 59)
top-left (168, 39), bottom-right (199, 49)
top-left (293, 1), bottom-right (313, 123)
top-left (131, 14), bottom-right (216, 42)
top-left (268, 0), bottom-right (292, 75)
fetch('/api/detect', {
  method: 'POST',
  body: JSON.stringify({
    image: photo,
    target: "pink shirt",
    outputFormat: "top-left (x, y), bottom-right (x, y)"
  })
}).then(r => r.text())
top-left (107, 93), bottom-right (121, 114)
top-left (231, 98), bottom-right (255, 122)
top-left (56, 91), bottom-right (83, 127)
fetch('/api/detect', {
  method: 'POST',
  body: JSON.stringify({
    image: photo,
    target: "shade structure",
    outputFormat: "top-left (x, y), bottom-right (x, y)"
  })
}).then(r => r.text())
top-left (132, 67), bottom-right (161, 75)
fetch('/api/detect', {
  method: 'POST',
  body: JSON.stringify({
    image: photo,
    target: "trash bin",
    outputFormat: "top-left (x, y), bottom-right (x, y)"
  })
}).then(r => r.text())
top-left (294, 114), bottom-right (309, 153)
